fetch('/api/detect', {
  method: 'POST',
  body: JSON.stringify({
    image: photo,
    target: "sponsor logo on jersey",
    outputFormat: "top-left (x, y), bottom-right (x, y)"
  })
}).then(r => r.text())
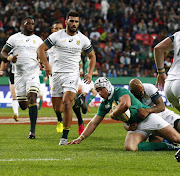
top-left (33, 40), bottom-right (36, 44)
top-left (61, 39), bottom-right (66, 42)
top-left (69, 38), bottom-right (73, 42)
top-left (76, 40), bottom-right (80, 45)
top-left (26, 39), bottom-right (30, 42)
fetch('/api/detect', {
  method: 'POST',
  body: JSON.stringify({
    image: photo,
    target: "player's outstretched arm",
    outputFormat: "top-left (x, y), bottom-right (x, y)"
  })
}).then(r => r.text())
top-left (68, 115), bottom-right (103, 145)
top-left (154, 37), bottom-right (173, 91)
top-left (37, 43), bottom-right (52, 77)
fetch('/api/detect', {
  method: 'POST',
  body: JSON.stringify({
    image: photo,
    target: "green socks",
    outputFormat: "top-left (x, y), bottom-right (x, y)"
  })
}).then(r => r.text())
top-left (138, 142), bottom-right (168, 151)
top-left (29, 103), bottom-right (38, 133)
top-left (38, 100), bottom-right (43, 110)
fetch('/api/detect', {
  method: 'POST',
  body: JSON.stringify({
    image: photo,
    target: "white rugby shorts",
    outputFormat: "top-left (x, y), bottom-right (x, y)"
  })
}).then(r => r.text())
top-left (51, 72), bottom-right (79, 97)
top-left (157, 108), bottom-right (180, 127)
top-left (82, 80), bottom-right (94, 94)
top-left (164, 80), bottom-right (180, 107)
top-left (14, 73), bottom-right (40, 97)
top-left (128, 113), bottom-right (169, 137)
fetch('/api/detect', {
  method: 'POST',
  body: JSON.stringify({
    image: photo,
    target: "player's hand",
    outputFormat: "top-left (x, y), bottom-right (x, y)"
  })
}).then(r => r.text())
top-left (44, 64), bottom-right (52, 78)
top-left (7, 54), bottom-right (18, 63)
top-left (67, 138), bottom-right (82, 145)
top-left (155, 73), bottom-right (167, 91)
top-left (39, 63), bottom-right (44, 71)
top-left (83, 73), bottom-right (92, 84)
top-left (129, 122), bottom-right (138, 131)
top-left (137, 108), bottom-right (149, 119)
top-left (0, 71), bottom-right (3, 76)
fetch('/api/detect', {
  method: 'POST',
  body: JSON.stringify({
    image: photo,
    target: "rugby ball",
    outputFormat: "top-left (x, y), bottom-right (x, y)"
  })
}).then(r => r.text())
top-left (111, 102), bottom-right (130, 122)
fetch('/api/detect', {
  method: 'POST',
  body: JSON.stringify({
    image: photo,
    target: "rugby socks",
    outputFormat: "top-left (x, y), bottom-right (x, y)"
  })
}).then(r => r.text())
top-left (29, 103), bottom-right (38, 133)
top-left (62, 127), bottom-right (70, 139)
top-left (38, 100), bottom-right (43, 110)
top-left (138, 142), bottom-right (168, 151)
top-left (12, 99), bottom-right (19, 116)
top-left (73, 105), bottom-right (84, 125)
top-left (56, 111), bottom-right (63, 122)
top-left (86, 95), bottom-right (95, 107)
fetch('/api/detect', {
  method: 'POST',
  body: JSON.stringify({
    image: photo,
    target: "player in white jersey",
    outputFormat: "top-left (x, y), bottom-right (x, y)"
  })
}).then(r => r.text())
top-left (1, 16), bottom-right (43, 139)
top-left (46, 21), bottom-right (64, 133)
top-left (129, 78), bottom-right (180, 134)
top-left (0, 60), bottom-right (19, 121)
top-left (154, 31), bottom-right (180, 112)
top-left (37, 11), bottom-right (96, 145)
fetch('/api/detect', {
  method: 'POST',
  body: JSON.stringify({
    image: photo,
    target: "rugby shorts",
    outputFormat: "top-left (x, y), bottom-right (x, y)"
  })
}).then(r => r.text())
top-left (164, 80), bottom-right (180, 107)
top-left (128, 113), bottom-right (169, 138)
top-left (157, 108), bottom-right (180, 128)
top-left (51, 72), bottom-right (79, 97)
top-left (14, 73), bottom-right (40, 100)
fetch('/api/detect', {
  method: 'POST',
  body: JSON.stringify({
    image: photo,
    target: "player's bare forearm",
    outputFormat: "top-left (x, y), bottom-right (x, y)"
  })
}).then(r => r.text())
top-left (148, 97), bottom-right (165, 114)
top-left (111, 95), bottom-right (131, 119)
top-left (37, 43), bottom-right (52, 77)
top-left (87, 50), bottom-right (96, 76)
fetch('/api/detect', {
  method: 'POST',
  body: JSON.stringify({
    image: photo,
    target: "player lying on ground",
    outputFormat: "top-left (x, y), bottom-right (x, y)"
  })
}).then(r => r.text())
top-left (128, 78), bottom-right (180, 144)
top-left (68, 77), bottom-right (180, 151)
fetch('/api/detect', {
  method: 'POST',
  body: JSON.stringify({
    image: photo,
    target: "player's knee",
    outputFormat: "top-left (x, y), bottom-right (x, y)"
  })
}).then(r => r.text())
top-left (63, 99), bottom-right (73, 109)
top-left (19, 102), bottom-right (28, 110)
top-left (124, 143), bottom-right (138, 151)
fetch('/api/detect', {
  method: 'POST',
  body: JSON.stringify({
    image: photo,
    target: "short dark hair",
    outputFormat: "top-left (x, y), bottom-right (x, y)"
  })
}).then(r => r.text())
top-left (66, 11), bottom-right (79, 20)
top-left (52, 21), bottom-right (62, 26)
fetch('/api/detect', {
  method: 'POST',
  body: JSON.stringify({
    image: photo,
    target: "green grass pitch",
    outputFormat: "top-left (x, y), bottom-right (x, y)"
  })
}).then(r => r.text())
top-left (0, 107), bottom-right (180, 176)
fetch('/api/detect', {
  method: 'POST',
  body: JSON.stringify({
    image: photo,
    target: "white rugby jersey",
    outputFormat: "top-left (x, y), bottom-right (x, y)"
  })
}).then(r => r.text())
top-left (44, 29), bottom-right (93, 73)
top-left (5, 32), bottom-right (43, 75)
top-left (166, 31), bottom-right (180, 81)
top-left (141, 83), bottom-right (173, 117)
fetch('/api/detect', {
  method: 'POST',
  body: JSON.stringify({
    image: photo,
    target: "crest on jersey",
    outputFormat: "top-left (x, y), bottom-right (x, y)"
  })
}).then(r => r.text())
top-left (33, 40), bottom-right (36, 44)
top-left (76, 40), bottom-right (80, 45)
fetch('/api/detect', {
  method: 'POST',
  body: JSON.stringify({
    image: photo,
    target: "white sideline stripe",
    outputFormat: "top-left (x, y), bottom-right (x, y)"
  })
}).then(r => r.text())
top-left (0, 158), bottom-right (71, 162)
top-left (0, 116), bottom-right (112, 124)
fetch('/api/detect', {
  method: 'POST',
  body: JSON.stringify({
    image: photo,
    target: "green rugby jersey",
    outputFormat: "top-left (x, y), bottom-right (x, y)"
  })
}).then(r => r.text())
top-left (97, 87), bottom-right (150, 124)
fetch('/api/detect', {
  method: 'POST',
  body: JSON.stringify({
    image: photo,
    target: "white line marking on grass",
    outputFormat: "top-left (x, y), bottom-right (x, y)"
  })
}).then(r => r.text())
top-left (0, 158), bottom-right (66, 162)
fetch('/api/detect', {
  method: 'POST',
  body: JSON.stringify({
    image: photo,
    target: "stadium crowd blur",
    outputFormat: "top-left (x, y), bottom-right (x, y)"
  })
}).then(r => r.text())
top-left (0, 0), bottom-right (180, 77)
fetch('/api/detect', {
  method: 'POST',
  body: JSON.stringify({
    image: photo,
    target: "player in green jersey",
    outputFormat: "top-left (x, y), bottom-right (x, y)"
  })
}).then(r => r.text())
top-left (68, 77), bottom-right (180, 151)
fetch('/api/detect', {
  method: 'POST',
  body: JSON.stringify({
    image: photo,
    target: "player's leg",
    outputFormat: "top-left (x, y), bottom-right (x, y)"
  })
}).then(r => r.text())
top-left (86, 88), bottom-right (97, 112)
top-left (26, 73), bottom-right (40, 139)
top-left (52, 97), bottom-right (63, 133)
top-left (60, 91), bottom-right (76, 144)
top-left (10, 84), bottom-right (19, 121)
top-left (59, 72), bottom-right (79, 145)
top-left (164, 80), bottom-right (180, 112)
top-left (74, 82), bottom-right (85, 135)
top-left (125, 132), bottom-right (147, 151)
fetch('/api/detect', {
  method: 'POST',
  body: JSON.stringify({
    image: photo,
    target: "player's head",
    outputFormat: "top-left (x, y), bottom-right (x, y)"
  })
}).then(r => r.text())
top-left (129, 78), bottom-right (145, 99)
top-left (51, 21), bottom-right (63, 33)
top-left (94, 77), bottom-right (114, 100)
top-left (65, 11), bottom-right (79, 34)
top-left (22, 16), bottom-right (35, 35)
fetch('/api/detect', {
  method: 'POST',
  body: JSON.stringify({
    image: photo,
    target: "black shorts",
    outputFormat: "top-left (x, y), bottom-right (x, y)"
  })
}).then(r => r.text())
top-left (9, 72), bottom-right (14, 85)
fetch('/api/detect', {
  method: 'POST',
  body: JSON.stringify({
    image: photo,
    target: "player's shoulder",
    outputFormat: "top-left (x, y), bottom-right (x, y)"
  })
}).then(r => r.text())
top-left (143, 83), bottom-right (158, 95)
top-left (143, 83), bottom-right (156, 89)
top-left (77, 31), bottom-right (89, 40)
top-left (8, 32), bottom-right (21, 39)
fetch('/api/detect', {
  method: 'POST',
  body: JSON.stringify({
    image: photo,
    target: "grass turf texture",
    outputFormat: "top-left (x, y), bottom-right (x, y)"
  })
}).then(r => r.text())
top-left (0, 107), bottom-right (180, 176)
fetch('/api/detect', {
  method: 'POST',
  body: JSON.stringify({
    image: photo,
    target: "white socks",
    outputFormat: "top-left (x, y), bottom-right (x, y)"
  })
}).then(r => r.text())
top-left (12, 99), bottom-right (19, 116)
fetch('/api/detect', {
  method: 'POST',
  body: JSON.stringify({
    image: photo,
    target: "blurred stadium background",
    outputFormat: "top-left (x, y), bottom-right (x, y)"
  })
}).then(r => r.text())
top-left (0, 0), bottom-right (180, 109)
